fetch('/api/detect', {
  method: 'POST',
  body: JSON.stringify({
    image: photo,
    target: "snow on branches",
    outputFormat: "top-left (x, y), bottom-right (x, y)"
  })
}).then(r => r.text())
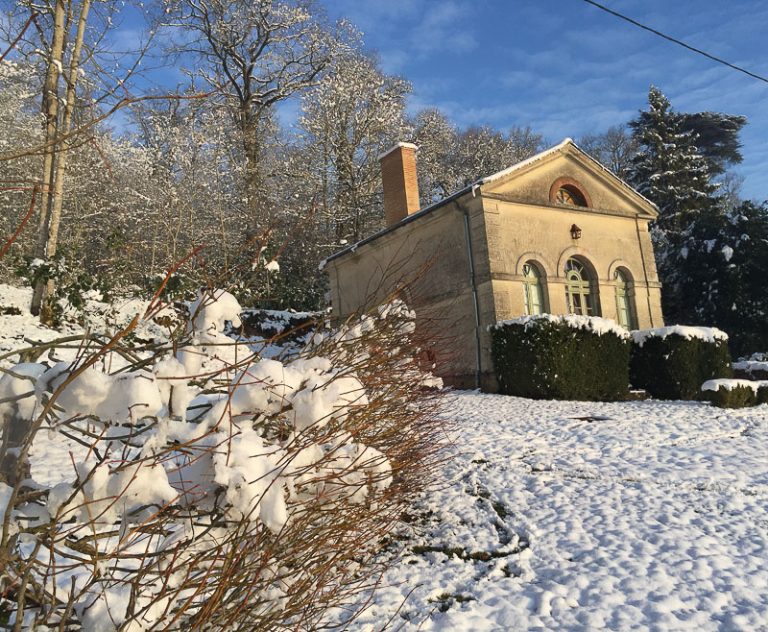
top-left (0, 290), bottom-right (442, 630)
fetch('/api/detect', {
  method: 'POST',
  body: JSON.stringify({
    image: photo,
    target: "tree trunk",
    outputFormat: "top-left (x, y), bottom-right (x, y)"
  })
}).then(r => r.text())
top-left (31, 0), bottom-right (92, 323)
top-left (0, 409), bottom-right (31, 486)
top-left (30, 0), bottom-right (67, 317)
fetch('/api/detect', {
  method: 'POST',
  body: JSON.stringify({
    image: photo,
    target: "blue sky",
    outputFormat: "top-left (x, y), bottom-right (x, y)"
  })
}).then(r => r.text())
top-left (321, 0), bottom-right (768, 200)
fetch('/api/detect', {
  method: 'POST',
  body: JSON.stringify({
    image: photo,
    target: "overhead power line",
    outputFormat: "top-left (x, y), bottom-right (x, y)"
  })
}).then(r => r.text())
top-left (582, 0), bottom-right (768, 85)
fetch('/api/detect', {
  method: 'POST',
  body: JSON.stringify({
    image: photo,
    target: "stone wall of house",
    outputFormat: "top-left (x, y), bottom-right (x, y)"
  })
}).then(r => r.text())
top-left (480, 150), bottom-right (664, 337)
top-left (326, 194), bottom-right (491, 388)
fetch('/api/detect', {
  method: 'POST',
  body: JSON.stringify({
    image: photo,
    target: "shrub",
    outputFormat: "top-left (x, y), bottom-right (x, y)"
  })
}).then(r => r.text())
top-left (239, 307), bottom-right (319, 343)
top-left (630, 327), bottom-right (732, 400)
top-left (758, 385), bottom-right (768, 405)
top-left (701, 380), bottom-right (757, 408)
top-left (732, 353), bottom-right (768, 381)
top-left (0, 291), bottom-right (443, 630)
top-left (491, 315), bottom-right (630, 401)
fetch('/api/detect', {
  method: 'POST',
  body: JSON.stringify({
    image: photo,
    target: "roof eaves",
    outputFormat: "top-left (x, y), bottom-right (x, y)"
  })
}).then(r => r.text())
top-left (323, 138), bottom-right (659, 269)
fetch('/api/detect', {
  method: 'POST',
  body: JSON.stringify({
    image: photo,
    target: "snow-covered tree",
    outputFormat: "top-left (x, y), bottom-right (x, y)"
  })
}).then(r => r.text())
top-left (299, 50), bottom-right (411, 242)
top-left (258, 50), bottom-right (412, 310)
top-left (629, 87), bottom-right (718, 234)
top-left (628, 87), bottom-right (721, 325)
top-left (628, 87), bottom-right (767, 351)
top-left (411, 108), bottom-right (460, 204)
top-left (413, 110), bottom-right (542, 204)
top-left (679, 200), bottom-right (768, 355)
top-left (678, 111), bottom-right (747, 178)
top-left (0, 60), bottom-right (42, 279)
top-left (166, 0), bottom-right (339, 232)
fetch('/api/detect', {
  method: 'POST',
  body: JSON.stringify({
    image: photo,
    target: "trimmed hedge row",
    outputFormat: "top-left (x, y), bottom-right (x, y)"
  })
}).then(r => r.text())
top-left (491, 317), bottom-right (630, 401)
top-left (491, 318), bottom-right (736, 402)
top-left (702, 380), bottom-right (768, 408)
top-left (630, 334), bottom-right (732, 400)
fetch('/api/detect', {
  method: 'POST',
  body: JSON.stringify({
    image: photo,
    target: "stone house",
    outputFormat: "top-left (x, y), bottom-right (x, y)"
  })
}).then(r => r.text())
top-left (324, 138), bottom-right (664, 390)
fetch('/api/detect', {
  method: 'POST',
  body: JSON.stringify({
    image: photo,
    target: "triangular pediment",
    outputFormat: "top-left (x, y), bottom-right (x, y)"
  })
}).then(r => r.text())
top-left (477, 139), bottom-right (658, 219)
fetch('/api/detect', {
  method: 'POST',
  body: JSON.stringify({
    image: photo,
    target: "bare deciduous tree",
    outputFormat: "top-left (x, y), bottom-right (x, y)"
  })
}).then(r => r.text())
top-left (578, 124), bottom-right (637, 179)
top-left (165, 0), bottom-right (338, 231)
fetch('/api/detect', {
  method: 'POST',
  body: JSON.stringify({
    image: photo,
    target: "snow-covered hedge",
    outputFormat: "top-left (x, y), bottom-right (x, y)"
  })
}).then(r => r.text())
top-left (630, 327), bottom-right (732, 400)
top-left (0, 291), bottom-right (443, 630)
top-left (701, 378), bottom-right (768, 408)
top-left (733, 353), bottom-right (768, 381)
top-left (631, 325), bottom-right (728, 347)
top-left (491, 314), bottom-right (630, 401)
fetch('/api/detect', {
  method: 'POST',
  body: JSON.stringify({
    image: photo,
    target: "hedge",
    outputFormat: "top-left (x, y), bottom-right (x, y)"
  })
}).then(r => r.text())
top-left (630, 327), bottom-right (732, 400)
top-left (491, 315), bottom-right (630, 401)
top-left (702, 383), bottom-right (757, 409)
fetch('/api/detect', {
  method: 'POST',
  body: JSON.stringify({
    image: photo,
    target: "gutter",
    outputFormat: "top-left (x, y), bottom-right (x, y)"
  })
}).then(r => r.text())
top-left (634, 214), bottom-right (656, 327)
top-left (458, 200), bottom-right (482, 389)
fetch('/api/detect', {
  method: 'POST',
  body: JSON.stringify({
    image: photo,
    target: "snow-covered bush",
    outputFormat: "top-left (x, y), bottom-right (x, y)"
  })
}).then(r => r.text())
top-left (701, 379), bottom-right (758, 409)
top-left (0, 291), bottom-right (442, 630)
top-left (490, 314), bottom-right (630, 401)
top-left (701, 378), bottom-right (768, 408)
top-left (733, 353), bottom-right (768, 381)
top-left (630, 326), bottom-right (732, 400)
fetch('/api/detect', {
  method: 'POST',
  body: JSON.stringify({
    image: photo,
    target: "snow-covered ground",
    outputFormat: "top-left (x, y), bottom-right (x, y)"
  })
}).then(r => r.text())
top-left (350, 392), bottom-right (768, 631)
top-left (4, 285), bottom-right (768, 630)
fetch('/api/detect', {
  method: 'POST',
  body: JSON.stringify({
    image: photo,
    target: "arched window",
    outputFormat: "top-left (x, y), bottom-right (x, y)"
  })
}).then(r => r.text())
top-left (565, 257), bottom-right (599, 316)
top-left (614, 268), bottom-right (637, 329)
top-left (522, 261), bottom-right (545, 315)
top-left (549, 178), bottom-right (591, 207)
top-left (555, 185), bottom-right (587, 207)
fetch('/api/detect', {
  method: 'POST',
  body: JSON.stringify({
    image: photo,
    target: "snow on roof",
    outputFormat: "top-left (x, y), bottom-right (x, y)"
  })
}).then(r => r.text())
top-left (475, 137), bottom-right (575, 185)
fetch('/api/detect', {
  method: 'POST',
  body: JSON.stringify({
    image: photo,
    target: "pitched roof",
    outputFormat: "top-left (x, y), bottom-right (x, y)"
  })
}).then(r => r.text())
top-left (478, 138), bottom-right (659, 213)
top-left (324, 138), bottom-right (657, 265)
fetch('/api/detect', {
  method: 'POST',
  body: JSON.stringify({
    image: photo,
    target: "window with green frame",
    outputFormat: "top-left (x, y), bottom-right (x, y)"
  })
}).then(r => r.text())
top-left (614, 268), bottom-right (637, 329)
top-left (564, 257), bottom-right (599, 316)
top-left (522, 262), bottom-right (545, 315)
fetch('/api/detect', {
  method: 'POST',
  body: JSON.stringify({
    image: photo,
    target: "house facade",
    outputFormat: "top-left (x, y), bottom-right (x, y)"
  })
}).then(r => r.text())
top-left (324, 139), bottom-right (664, 390)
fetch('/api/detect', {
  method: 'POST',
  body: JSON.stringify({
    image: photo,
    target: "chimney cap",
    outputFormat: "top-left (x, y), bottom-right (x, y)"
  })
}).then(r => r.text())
top-left (378, 142), bottom-right (419, 162)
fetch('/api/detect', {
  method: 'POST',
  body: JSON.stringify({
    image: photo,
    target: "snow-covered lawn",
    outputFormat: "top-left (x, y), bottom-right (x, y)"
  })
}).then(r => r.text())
top-left (351, 392), bottom-right (768, 631)
top-left (4, 284), bottom-right (768, 630)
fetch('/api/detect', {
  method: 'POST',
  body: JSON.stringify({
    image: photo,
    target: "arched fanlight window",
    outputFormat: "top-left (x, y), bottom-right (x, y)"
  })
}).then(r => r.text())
top-left (614, 268), bottom-right (637, 329)
top-left (555, 185), bottom-right (587, 207)
top-left (565, 257), bottom-right (599, 316)
top-left (549, 178), bottom-right (591, 208)
top-left (522, 262), bottom-right (545, 315)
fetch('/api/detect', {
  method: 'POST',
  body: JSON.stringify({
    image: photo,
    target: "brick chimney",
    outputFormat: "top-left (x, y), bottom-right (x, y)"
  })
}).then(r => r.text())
top-left (379, 142), bottom-right (420, 226)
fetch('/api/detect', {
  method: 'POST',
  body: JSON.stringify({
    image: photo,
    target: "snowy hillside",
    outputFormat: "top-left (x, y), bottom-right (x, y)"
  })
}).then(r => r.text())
top-left (348, 392), bottom-right (768, 630)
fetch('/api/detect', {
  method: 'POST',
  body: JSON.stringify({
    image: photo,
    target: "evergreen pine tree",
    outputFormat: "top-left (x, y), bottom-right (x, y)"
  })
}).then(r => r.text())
top-left (706, 201), bottom-right (768, 355)
top-left (628, 87), bottom-right (719, 324)
top-left (679, 111), bottom-right (747, 177)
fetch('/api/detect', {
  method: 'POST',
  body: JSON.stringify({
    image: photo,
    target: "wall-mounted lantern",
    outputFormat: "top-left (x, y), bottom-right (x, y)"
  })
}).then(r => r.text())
top-left (570, 224), bottom-right (582, 240)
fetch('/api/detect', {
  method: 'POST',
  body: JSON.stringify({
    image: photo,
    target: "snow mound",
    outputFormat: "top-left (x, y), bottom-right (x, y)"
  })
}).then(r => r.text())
top-left (493, 313), bottom-right (629, 339)
top-left (632, 325), bottom-right (728, 347)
